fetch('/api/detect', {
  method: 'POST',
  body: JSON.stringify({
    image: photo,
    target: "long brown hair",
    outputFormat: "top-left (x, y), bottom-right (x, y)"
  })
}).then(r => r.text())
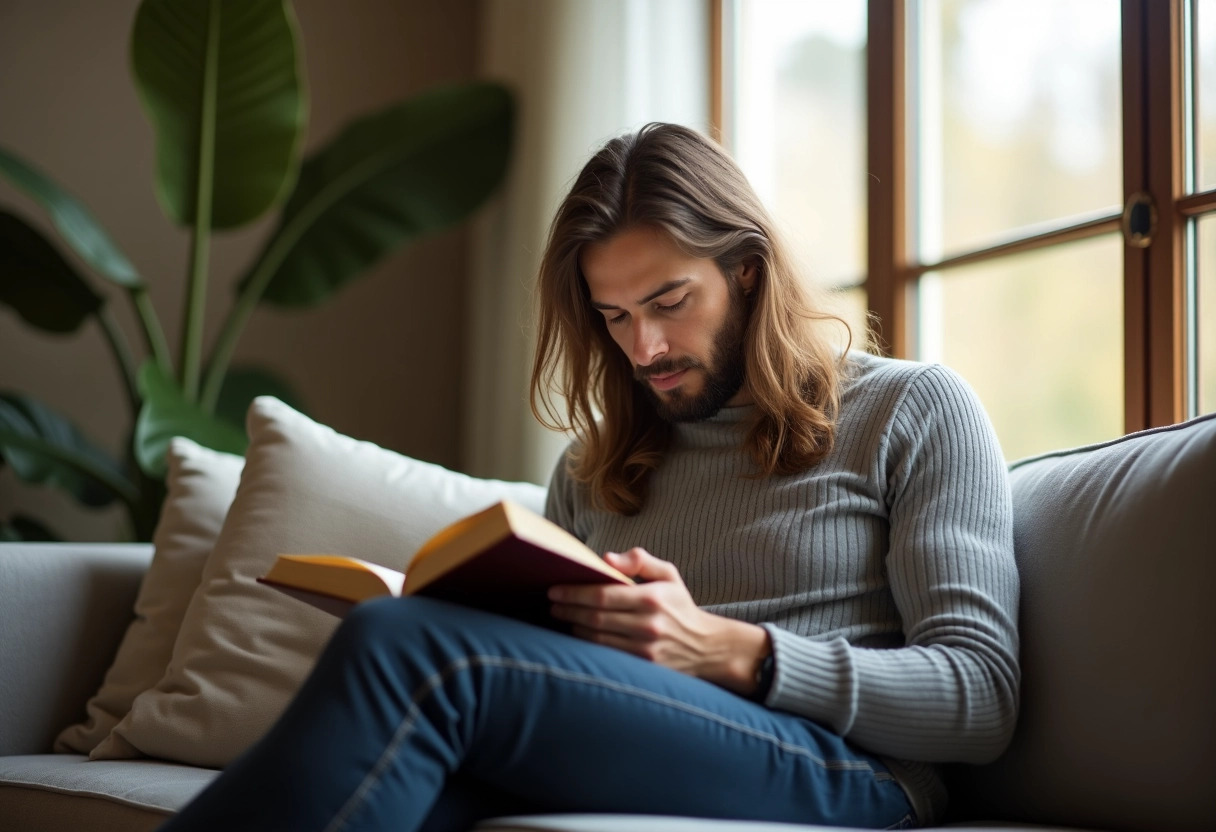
top-left (531, 123), bottom-right (850, 515)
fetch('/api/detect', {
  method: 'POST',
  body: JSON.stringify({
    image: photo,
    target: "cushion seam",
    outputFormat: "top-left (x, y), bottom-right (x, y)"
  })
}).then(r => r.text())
top-left (1008, 411), bottom-right (1216, 471)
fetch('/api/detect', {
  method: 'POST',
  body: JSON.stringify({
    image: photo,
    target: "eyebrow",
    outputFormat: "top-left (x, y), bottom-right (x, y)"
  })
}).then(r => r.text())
top-left (589, 277), bottom-right (692, 310)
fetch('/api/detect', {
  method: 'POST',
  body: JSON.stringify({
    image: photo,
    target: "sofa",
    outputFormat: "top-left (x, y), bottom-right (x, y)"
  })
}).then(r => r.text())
top-left (1, 407), bottom-right (1213, 832)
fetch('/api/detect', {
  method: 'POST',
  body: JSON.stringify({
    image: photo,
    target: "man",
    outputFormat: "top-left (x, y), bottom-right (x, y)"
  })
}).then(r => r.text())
top-left (160, 124), bottom-right (1018, 832)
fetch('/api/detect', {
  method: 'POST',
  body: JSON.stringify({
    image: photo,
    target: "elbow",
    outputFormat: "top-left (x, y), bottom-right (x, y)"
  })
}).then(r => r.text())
top-left (961, 657), bottom-right (1021, 764)
top-left (965, 717), bottom-right (1017, 765)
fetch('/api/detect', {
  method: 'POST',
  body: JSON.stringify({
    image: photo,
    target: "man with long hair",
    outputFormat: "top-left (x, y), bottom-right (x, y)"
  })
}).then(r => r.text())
top-left (160, 124), bottom-right (1018, 832)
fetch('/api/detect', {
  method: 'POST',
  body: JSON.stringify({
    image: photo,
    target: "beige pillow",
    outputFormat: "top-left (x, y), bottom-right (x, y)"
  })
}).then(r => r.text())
top-left (53, 438), bottom-right (243, 755)
top-left (96, 396), bottom-right (547, 767)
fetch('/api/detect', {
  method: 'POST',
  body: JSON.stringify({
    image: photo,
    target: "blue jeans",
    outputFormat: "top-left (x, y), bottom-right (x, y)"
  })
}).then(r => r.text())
top-left (158, 597), bottom-right (915, 831)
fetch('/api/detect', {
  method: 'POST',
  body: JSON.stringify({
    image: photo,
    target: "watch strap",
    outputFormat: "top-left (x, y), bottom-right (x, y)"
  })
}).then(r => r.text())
top-left (752, 650), bottom-right (775, 702)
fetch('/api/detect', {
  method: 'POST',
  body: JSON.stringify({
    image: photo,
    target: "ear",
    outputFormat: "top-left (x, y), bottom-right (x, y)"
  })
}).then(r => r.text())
top-left (736, 260), bottom-right (758, 295)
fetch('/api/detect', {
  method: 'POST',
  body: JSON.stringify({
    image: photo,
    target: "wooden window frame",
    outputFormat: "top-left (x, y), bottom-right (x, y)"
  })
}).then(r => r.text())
top-left (713, 0), bottom-right (1216, 433)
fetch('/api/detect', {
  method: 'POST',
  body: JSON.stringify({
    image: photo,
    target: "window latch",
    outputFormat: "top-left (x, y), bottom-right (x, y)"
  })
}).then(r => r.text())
top-left (1121, 191), bottom-right (1157, 249)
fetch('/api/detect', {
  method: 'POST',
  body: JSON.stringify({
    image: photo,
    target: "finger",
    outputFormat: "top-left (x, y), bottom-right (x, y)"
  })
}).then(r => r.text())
top-left (611, 548), bottom-right (681, 583)
top-left (601, 550), bottom-right (644, 579)
top-left (549, 603), bottom-right (659, 639)
top-left (568, 624), bottom-right (656, 661)
top-left (548, 583), bottom-right (656, 611)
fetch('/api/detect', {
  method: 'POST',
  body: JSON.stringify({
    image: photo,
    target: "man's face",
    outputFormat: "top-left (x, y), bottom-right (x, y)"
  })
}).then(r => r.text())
top-left (580, 225), bottom-right (755, 422)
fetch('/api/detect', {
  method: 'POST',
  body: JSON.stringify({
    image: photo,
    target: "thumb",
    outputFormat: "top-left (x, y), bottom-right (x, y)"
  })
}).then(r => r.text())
top-left (606, 548), bottom-right (681, 583)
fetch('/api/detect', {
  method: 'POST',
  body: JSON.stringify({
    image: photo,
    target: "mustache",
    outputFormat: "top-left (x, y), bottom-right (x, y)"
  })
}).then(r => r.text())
top-left (634, 357), bottom-right (703, 383)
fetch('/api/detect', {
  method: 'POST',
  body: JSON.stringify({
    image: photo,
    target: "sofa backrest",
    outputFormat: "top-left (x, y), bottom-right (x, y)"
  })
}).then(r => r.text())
top-left (946, 413), bottom-right (1216, 832)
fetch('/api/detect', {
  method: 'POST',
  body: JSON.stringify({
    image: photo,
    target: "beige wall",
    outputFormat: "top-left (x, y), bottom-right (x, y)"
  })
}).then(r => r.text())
top-left (0, 0), bottom-right (480, 540)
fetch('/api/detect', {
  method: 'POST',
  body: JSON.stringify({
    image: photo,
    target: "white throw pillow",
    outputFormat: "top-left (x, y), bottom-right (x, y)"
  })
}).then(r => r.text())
top-left (96, 396), bottom-right (547, 767)
top-left (53, 438), bottom-right (243, 755)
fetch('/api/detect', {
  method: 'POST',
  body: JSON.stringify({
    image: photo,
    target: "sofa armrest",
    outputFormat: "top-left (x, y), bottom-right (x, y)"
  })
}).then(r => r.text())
top-left (0, 542), bottom-right (152, 756)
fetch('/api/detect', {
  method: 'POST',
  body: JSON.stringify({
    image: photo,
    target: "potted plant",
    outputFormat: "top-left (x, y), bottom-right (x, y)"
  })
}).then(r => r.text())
top-left (0, 0), bottom-right (514, 541)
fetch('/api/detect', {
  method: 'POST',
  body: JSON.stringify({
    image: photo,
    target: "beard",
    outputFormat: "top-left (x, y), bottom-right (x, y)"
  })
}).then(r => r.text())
top-left (635, 288), bottom-right (749, 423)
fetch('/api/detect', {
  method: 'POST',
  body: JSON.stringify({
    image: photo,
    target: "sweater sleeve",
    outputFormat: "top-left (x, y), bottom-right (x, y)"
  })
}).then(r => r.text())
top-left (763, 365), bottom-right (1020, 764)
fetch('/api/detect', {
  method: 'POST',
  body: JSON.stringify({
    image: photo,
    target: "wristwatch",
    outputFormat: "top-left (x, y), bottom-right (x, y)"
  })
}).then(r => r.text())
top-left (752, 650), bottom-right (775, 702)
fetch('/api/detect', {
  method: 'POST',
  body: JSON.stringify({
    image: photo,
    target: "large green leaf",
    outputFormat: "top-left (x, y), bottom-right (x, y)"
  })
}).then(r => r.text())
top-left (131, 0), bottom-right (306, 229)
top-left (0, 147), bottom-right (142, 287)
top-left (213, 365), bottom-right (305, 430)
top-left (0, 211), bottom-right (104, 333)
top-left (0, 392), bottom-right (132, 508)
top-left (135, 362), bottom-right (247, 477)
top-left (241, 81), bottom-right (513, 307)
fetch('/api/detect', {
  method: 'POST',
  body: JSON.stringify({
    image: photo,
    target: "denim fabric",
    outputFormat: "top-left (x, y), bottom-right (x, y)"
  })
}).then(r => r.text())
top-left (158, 597), bottom-right (914, 832)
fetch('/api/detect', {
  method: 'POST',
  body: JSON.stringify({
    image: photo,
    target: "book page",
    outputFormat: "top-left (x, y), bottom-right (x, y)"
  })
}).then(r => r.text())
top-left (275, 554), bottom-right (406, 596)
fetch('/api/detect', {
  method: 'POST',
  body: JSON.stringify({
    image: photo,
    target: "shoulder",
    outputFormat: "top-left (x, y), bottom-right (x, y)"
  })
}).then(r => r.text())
top-left (543, 438), bottom-right (591, 531)
top-left (838, 352), bottom-right (994, 449)
top-left (545, 438), bottom-right (581, 493)
top-left (840, 351), bottom-right (974, 410)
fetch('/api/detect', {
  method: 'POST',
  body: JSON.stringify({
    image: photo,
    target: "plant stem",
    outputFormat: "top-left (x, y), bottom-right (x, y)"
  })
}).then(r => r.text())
top-left (96, 306), bottom-right (140, 411)
top-left (180, 0), bottom-right (222, 403)
top-left (0, 430), bottom-right (142, 511)
top-left (181, 223), bottom-right (212, 401)
top-left (198, 240), bottom-right (283, 412)
top-left (131, 287), bottom-right (173, 375)
top-left (200, 143), bottom-right (402, 411)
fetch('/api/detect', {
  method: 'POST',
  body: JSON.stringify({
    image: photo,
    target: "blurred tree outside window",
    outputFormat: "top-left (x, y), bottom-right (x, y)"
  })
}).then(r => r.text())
top-left (911, 0), bottom-right (1123, 461)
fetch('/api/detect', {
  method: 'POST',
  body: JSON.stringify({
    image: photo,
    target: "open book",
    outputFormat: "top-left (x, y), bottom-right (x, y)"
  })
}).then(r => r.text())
top-left (257, 500), bottom-right (632, 623)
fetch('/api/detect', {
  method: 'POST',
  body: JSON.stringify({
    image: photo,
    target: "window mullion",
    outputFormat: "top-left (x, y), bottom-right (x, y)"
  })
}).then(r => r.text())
top-left (1123, 0), bottom-right (1188, 431)
top-left (866, 0), bottom-right (910, 359)
top-left (1145, 0), bottom-right (1188, 427)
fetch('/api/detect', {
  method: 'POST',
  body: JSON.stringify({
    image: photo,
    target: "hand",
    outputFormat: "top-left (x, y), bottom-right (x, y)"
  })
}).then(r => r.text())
top-left (548, 548), bottom-right (770, 695)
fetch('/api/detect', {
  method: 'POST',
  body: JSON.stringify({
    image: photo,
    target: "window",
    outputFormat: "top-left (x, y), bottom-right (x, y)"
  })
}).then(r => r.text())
top-left (722, 1), bottom-right (869, 340)
top-left (717, 0), bottom-right (1216, 459)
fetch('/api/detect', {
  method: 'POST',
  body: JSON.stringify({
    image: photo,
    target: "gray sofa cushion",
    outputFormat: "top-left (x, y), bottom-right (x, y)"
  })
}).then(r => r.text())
top-left (0, 755), bottom-right (217, 832)
top-left (947, 413), bottom-right (1216, 832)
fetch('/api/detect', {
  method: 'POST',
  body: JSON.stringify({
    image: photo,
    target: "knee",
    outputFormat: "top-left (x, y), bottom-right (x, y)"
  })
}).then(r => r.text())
top-left (333, 596), bottom-right (462, 652)
top-left (337, 596), bottom-right (416, 645)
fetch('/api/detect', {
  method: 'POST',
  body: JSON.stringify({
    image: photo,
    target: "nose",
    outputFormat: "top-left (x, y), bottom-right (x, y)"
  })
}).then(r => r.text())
top-left (631, 318), bottom-right (668, 368)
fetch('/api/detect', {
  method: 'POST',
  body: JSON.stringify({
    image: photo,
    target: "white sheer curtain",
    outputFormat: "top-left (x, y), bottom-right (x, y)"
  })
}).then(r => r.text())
top-left (463, 0), bottom-right (710, 484)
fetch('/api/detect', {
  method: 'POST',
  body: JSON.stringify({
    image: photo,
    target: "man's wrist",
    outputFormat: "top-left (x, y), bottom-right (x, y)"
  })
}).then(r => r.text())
top-left (703, 618), bottom-right (771, 697)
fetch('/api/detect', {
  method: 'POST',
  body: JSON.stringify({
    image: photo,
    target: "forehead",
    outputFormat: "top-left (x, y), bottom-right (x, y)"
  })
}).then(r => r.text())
top-left (580, 226), bottom-right (716, 299)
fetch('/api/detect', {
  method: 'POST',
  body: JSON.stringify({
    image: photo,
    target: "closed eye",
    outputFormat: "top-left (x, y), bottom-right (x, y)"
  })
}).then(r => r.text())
top-left (602, 294), bottom-right (687, 326)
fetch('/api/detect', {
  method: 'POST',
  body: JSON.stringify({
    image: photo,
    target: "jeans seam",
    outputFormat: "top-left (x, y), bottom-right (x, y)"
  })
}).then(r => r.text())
top-left (323, 652), bottom-right (883, 831)
top-left (321, 690), bottom-right (426, 832)
top-left (473, 657), bottom-right (878, 772)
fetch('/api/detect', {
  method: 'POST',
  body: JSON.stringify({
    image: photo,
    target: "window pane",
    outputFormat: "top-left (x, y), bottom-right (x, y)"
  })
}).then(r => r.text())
top-left (1198, 0), bottom-right (1216, 191)
top-left (1199, 216), bottom-right (1216, 414)
top-left (911, 0), bottom-right (1122, 260)
top-left (731, 1), bottom-right (866, 285)
top-left (918, 235), bottom-right (1124, 461)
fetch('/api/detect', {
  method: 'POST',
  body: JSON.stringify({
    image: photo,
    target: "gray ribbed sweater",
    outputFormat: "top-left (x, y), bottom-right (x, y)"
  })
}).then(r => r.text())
top-left (543, 351), bottom-right (1021, 824)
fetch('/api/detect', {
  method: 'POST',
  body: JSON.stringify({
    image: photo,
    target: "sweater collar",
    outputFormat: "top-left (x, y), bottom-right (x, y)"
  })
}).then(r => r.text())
top-left (672, 404), bottom-right (753, 449)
